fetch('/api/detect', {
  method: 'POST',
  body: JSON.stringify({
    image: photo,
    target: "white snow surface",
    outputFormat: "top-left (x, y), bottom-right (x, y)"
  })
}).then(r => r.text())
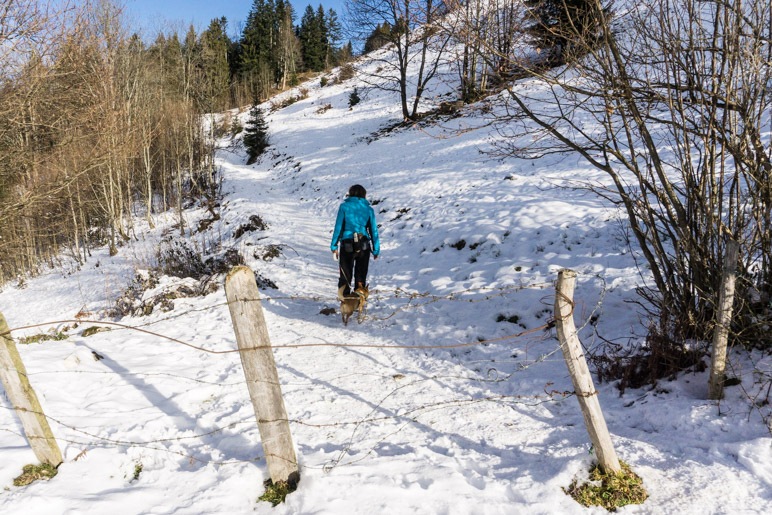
top-left (1, 49), bottom-right (771, 515)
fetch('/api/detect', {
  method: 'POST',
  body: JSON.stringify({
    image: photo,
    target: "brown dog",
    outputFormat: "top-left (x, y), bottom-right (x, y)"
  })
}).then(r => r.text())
top-left (338, 286), bottom-right (368, 325)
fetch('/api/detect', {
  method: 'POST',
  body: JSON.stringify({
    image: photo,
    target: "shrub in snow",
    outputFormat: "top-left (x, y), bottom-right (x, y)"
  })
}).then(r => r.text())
top-left (348, 87), bottom-right (360, 108)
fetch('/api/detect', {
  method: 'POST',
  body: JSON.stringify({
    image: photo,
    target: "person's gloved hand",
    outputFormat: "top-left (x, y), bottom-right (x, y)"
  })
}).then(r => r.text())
top-left (332, 250), bottom-right (339, 261)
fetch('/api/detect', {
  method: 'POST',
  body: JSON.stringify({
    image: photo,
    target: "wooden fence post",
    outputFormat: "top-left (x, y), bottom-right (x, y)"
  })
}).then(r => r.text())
top-left (555, 269), bottom-right (621, 474)
top-left (708, 239), bottom-right (739, 400)
top-left (0, 312), bottom-right (63, 466)
top-left (225, 266), bottom-right (299, 486)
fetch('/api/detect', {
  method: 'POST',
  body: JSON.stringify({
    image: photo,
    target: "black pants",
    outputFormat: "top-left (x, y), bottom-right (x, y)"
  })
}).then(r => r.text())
top-left (338, 246), bottom-right (370, 295)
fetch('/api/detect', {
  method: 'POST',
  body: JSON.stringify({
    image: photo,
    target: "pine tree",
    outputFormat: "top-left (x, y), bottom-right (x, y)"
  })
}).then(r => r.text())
top-left (363, 22), bottom-right (391, 54)
top-left (200, 17), bottom-right (232, 112)
top-left (243, 103), bottom-right (269, 165)
top-left (239, 0), bottom-right (280, 99)
top-left (325, 8), bottom-right (342, 67)
top-left (182, 25), bottom-right (201, 101)
top-left (299, 5), bottom-right (326, 71)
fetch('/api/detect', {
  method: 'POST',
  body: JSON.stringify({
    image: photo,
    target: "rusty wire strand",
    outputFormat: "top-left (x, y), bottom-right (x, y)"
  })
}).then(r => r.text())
top-left (4, 317), bottom-right (554, 353)
top-left (0, 388), bottom-right (570, 468)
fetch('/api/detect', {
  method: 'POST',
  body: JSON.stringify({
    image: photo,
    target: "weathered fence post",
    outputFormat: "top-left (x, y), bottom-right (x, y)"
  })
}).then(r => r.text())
top-left (0, 312), bottom-right (63, 466)
top-left (225, 266), bottom-right (299, 486)
top-left (555, 269), bottom-right (621, 473)
top-left (708, 239), bottom-right (739, 400)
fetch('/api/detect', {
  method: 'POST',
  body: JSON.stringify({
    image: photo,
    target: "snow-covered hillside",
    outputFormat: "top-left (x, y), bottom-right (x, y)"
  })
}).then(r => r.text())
top-left (0, 41), bottom-right (770, 515)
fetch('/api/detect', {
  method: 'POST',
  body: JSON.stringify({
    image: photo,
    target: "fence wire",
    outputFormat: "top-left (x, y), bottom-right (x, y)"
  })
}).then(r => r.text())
top-left (3, 280), bottom-right (768, 473)
top-left (0, 281), bottom-right (576, 470)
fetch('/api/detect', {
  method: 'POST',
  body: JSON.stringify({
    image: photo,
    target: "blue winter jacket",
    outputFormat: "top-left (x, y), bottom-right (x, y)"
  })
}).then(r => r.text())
top-left (330, 196), bottom-right (380, 256)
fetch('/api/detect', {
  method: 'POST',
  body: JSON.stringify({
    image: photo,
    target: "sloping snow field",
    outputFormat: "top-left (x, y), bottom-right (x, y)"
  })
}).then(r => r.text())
top-left (1, 43), bottom-right (770, 515)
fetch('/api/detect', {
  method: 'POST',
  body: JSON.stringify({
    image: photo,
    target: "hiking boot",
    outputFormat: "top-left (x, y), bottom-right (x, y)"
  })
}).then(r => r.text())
top-left (355, 283), bottom-right (368, 298)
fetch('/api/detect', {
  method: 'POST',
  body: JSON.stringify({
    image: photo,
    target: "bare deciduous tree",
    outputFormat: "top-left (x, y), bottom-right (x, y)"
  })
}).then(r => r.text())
top-left (277, 7), bottom-right (300, 90)
top-left (444, 0), bottom-right (527, 101)
top-left (492, 0), bottom-right (772, 348)
top-left (0, 0), bottom-right (210, 284)
top-left (346, 0), bottom-right (454, 121)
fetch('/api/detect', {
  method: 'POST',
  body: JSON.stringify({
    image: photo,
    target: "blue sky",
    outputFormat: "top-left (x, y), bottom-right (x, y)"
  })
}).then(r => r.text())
top-left (125, 0), bottom-right (346, 37)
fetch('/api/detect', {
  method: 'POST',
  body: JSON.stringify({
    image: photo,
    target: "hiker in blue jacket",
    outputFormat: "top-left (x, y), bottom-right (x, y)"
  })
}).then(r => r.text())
top-left (331, 184), bottom-right (380, 299)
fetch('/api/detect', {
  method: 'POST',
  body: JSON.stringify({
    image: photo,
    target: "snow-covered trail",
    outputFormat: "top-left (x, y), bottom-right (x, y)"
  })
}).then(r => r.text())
top-left (211, 130), bottom-right (604, 513)
top-left (217, 149), bottom-right (337, 298)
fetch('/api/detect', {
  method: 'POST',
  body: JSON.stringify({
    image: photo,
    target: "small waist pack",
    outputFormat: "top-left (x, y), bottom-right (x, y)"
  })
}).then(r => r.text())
top-left (342, 233), bottom-right (370, 255)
